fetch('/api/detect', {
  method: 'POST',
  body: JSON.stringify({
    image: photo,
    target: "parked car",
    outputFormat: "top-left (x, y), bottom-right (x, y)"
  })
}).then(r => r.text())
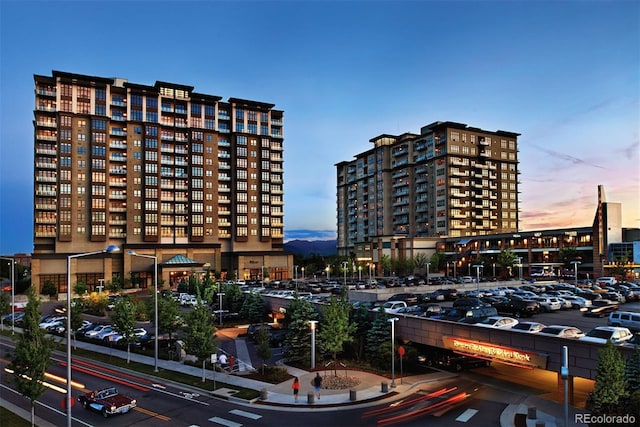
top-left (511, 321), bottom-right (546, 333)
top-left (533, 297), bottom-right (562, 312)
top-left (246, 323), bottom-right (275, 342)
top-left (387, 293), bottom-right (418, 305)
top-left (84, 324), bottom-right (112, 340)
top-left (579, 326), bottom-right (633, 345)
top-left (78, 387), bottom-right (137, 418)
top-left (372, 301), bottom-right (408, 314)
top-left (581, 299), bottom-right (620, 317)
top-left (491, 295), bottom-right (540, 318)
top-left (396, 305), bottom-right (427, 316)
top-left (560, 295), bottom-right (592, 309)
top-left (538, 325), bottom-right (585, 339)
top-left (608, 311), bottom-right (640, 332)
top-left (453, 297), bottom-right (487, 309)
top-left (440, 306), bottom-right (499, 323)
top-left (473, 316), bottom-right (519, 329)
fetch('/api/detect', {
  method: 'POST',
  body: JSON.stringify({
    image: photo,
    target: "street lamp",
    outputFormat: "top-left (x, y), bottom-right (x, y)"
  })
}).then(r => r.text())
top-left (571, 260), bottom-right (582, 286)
top-left (325, 266), bottom-right (330, 280)
top-left (388, 317), bottom-right (399, 388)
top-left (358, 265), bottom-right (362, 281)
top-left (515, 257), bottom-right (523, 280)
top-left (342, 261), bottom-right (348, 287)
top-left (446, 261), bottom-right (449, 278)
top-left (492, 262), bottom-right (496, 279)
top-left (218, 292), bottom-right (225, 326)
top-left (472, 263), bottom-right (483, 292)
top-left (0, 257), bottom-right (15, 334)
top-left (426, 262), bottom-right (430, 286)
top-left (261, 265), bottom-right (264, 288)
top-left (128, 251), bottom-right (159, 373)
top-left (294, 265), bottom-right (298, 292)
top-left (301, 267), bottom-right (305, 282)
top-left (308, 320), bottom-right (318, 369)
top-left (67, 244), bottom-right (119, 427)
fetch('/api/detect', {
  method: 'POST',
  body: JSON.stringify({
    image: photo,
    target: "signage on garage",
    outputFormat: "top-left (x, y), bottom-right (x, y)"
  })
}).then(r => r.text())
top-left (442, 336), bottom-right (548, 369)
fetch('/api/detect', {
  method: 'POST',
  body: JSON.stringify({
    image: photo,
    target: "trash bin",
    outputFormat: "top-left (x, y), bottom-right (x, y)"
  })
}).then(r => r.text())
top-left (260, 388), bottom-right (268, 400)
top-left (307, 392), bottom-right (314, 404)
top-left (381, 382), bottom-right (388, 393)
top-left (349, 389), bottom-right (357, 401)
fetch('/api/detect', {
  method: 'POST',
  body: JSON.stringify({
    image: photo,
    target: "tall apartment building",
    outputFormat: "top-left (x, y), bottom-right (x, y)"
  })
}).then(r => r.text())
top-left (336, 121), bottom-right (520, 258)
top-left (32, 70), bottom-right (291, 293)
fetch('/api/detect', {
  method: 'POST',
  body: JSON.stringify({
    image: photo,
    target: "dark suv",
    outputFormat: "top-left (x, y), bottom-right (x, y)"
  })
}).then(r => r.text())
top-left (491, 295), bottom-right (540, 318)
top-left (387, 293), bottom-right (419, 305)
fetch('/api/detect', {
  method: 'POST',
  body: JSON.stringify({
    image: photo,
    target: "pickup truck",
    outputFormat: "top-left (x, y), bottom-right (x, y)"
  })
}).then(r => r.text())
top-left (78, 387), bottom-right (137, 418)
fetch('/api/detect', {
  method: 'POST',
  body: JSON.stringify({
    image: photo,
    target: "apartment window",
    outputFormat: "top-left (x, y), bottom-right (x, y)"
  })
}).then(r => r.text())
top-left (237, 227), bottom-right (248, 237)
top-left (236, 109), bottom-right (244, 120)
top-left (237, 170), bottom-right (247, 179)
top-left (95, 88), bottom-right (106, 100)
top-left (237, 136), bottom-right (247, 145)
top-left (95, 104), bottom-right (106, 115)
top-left (146, 97), bottom-right (158, 109)
top-left (204, 104), bottom-right (215, 116)
top-left (131, 95), bottom-right (143, 106)
top-left (131, 110), bottom-right (142, 121)
top-left (247, 123), bottom-right (257, 134)
top-left (235, 123), bottom-right (244, 132)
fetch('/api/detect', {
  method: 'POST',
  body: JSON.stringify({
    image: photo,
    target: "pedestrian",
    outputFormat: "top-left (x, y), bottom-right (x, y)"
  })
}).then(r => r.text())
top-left (228, 355), bottom-right (235, 372)
top-left (313, 372), bottom-right (322, 400)
top-left (218, 353), bottom-right (228, 370)
top-left (291, 376), bottom-right (300, 402)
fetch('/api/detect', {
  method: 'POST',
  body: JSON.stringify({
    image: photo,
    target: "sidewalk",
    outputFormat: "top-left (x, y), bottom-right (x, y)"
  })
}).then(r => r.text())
top-left (3, 329), bottom-right (582, 426)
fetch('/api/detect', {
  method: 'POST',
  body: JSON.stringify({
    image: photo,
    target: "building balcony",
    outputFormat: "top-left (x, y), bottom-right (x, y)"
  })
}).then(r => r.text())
top-left (218, 175), bottom-right (231, 181)
top-left (109, 220), bottom-right (127, 225)
top-left (111, 115), bottom-right (126, 122)
top-left (109, 192), bottom-right (127, 199)
top-left (218, 198), bottom-right (231, 204)
top-left (37, 89), bottom-right (56, 97)
top-left (35, 217), bottom-right (56, 224)
top-left (35, 231), bottom-right (56, 237)
top-left (218, 186), bottom-right (231, 192)
top-left (109, 141), bottom-right (127, 149)
top-left (36, 162), bottom-right (57, 169)
top-left (110, 130), bottom-right (126, 137)
top-left (109, 155), bottom-right (126, 162)
top-left (36, 134), bottom-right (57, 141)
top-left (35, 203), bottom-right (57, 210)
top-left (37, 106), bottom-right (57, 112)
top-left (109, 181), bottom-right (126, 187)
top-left (36, 148), bottom-right (57, 156)
top-left (36, 175), bottom-right (56, 183)
top-left (271, 210), bottom-right (284, 216)
top-left (36, 120), bottom-right (57, 128)
top-left (111, 100), bottom-right (127, 107)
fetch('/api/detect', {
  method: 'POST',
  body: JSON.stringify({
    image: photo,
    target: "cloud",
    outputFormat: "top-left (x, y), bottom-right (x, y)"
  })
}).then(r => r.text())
top-left (527, 143), bottom-right (606, 169)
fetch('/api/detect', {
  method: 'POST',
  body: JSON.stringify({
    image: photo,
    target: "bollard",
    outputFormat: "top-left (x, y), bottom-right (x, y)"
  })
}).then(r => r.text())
top-left (381, 382), bottom-right (388, 393)
top-left (307, 392), bottom-right (314, 404)
top-left (527, 407), bottom-right (537, 420)
top-left (260, 388), bottom-right (267, 400)
top-left (349, 389), bottom-right (357, 401)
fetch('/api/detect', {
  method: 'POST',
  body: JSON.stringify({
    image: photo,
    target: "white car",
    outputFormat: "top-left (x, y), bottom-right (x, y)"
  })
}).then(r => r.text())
top-left (39, 316), bottom-right (66, 330)
top-left (538, 325), bottom-right (585, 339)
top-left (372, 301), bottom-right (408, 314)
top-left (533, 297), bottom-right (562, 312)
top-left (84, 324), bottom-right (112, 339)
top-left (579, 326), bottom-right (633, 345)
top-left (561, 295), bottom-right (592, 309)
top-left (511, 321), bottom-right (546, 333)
top-left (474, 316), bottom-right (519, 329)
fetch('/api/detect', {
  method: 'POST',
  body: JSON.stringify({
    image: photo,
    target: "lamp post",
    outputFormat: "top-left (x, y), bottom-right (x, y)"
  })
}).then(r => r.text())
top-left (67, 245), bottom-right (119, 427)
top-left (0, 257), bottom-right (15, 334)
top-left (128, 251), bottom-right (159, 372)
top-left (388, 317), bottom-right (399, 388)
top-left (309, 320), bottom-right (318, 369)
top-left (301, 267), bottom-right (305, 283)
top-left (369, 263), bottom-right (373, 286)
top-left (516, 257), bottom-right (523, 280)
top-left (426, 262), bottom-right (430, 286)
top-left (472, 264), bottom-right (483, 292)
top-left (358, 265), bottom-right (362, 281)
top-left (492, 262), bottom-right (496, 279)
top-left (261, 265), bottom-right (264, 288)
top-left (325, 266), bottom-right (329, 281)
top-left (571, 260), bottom-right (581, 286)
top-left (218, 292), bottom-right (225, 326)
top-left (446, 262), bottom-right (449, 278)
top-left (453, 261), bottom-right (457, 279)
top-left (342, 261), bottom-right (348, 288)
top-left (294, 265), bottom-right (298, 292)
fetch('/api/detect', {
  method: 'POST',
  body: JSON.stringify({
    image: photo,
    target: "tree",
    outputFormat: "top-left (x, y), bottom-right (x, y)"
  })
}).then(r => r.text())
top-left (156, 295), bottom-right (180, 344)
top-left (318, 295), bottom-right (355, 375)
top-left (558, 247), bottom-right (579, 267)
top-left (40, 280), bottom-right (57, 298)
top-left (346, 305), bottom-right (372, 361)
top-left (366, 309), bottom-right (391, 369)
top-left (497, 249), bottom-right (518, 279)
top-left (255, 326), bottom-right (272, 374)
top-left (69, 301), bottom-right (84, 349)
top-left (283, 296), bottom-right (318, 366)
top-left (412, 253), bottom-right (428, 275)
top-left (8, 287), bottom-right (53, 426)
top-left (106, 277), bottom-right (123, 293)
top-left (183, 287), bottom-right (217, 382)
top-left (0, 291), bottom-right (9, 331)
top-left (586, 341), bottom-right (628, 416)
top-left (111, 295), bottom-right (138, 363)
top-left (380, 255), bottom-right (392, 277)
top-left (240, 292), bottom-right (266, 323)
top-left (625, 348), bottom-right (640, 394)
top-left (73, 280), bottom-right (88, 296)
top-left (429, 252), bottom-right (447, 274)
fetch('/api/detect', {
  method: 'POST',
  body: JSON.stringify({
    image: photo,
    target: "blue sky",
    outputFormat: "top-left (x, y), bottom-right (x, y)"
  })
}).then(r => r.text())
top-left (1, 0), bottom-right (638, 255)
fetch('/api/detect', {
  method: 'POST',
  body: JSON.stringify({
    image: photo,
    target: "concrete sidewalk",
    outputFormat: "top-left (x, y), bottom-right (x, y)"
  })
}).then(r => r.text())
top-left (3, 330), bottom-right (583, 426)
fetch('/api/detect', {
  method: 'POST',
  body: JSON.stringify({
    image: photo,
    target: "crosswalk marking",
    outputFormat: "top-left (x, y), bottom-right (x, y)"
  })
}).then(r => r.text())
top-left (229, 409), bottom-right (262, 420)
top-left (208, 416), bottom-right (242, 427)
top-left (456, 408), bottom-right (478, 422)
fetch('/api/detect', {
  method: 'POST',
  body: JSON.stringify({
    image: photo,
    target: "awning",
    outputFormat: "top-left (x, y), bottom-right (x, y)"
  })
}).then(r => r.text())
top-left (161, 254), bottom-right (202, 267)
top-left (457, 238), bottom-right (473, 245)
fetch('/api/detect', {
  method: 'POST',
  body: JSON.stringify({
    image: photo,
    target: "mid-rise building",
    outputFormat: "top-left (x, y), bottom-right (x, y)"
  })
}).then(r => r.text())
top-left (32, 71), bottom-right (291, 293)
top-left (336, 121), bottom-right (520, 259)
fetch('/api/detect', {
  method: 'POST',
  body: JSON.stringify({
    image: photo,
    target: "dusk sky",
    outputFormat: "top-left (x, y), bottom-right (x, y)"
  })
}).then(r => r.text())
top-left (1, 1), bottom-right (638, 255)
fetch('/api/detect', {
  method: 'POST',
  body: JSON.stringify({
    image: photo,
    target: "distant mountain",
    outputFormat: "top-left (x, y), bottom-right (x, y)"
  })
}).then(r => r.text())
top-left (284, 239), bottom-right (337, 256)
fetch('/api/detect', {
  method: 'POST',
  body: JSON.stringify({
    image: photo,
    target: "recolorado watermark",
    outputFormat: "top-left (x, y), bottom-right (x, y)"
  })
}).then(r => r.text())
top-left (575, 413), bottom-right (636, 425)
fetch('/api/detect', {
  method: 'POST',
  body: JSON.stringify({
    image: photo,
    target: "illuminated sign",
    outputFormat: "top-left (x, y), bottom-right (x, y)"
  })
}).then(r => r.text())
top-left (442, 337), bottom-right (548, 369)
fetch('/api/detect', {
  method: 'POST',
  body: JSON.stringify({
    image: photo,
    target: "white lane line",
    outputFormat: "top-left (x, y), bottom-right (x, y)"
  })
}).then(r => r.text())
top-left (229, 409), bottom-right (262, 420)
top-left (208, 416), bottom-right (243, 427)
top-left (456, 408), bottom-right (478, 422)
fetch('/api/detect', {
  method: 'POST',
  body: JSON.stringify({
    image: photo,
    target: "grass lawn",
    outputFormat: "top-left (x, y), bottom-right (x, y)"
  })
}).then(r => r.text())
top-left (0, 406), bottom-right (33, 427)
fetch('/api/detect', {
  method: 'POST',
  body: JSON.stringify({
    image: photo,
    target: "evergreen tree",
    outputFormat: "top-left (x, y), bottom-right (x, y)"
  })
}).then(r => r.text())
top-left (497, 249), bottom-right (517, 278)
top-left (111, 295), bottom-right (138, 363)
top-left (625, 348), bottom-right (640, 394)
top-left (318, 295), bottom-right (355, 375)
top-left (240, 292), bottom-right (266, 323)
top-left (183, 287), bottom-right (217, 381)
top-left (283, 296), bottom-right (318, 366)
top-left (0, 291), bottom-right (9, 331)
top-left (366, 309), bottom-right (391, 369)
top-left (8, 287), bottom-right (53, 425)
top-left (255, 326), bottom-right (272, 374)
top-left (587, 341), bottom-right (628, 415)
top-left (347, 305), bottom-right (372, 361)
